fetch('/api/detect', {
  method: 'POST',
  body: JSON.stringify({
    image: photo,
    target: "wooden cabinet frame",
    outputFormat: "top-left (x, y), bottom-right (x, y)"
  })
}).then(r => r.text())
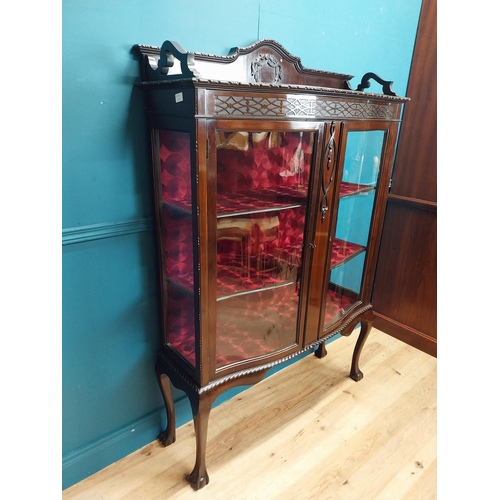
top-left (134, 39), bottom-right (407, 489)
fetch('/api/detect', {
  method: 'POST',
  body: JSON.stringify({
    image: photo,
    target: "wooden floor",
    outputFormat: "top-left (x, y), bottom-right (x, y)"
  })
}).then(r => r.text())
top-left (63, 328), bottom-right (437, 500)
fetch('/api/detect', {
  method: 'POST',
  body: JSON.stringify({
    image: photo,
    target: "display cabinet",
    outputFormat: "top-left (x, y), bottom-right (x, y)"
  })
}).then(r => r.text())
top-left (134, 39), bottom-right (408, 489)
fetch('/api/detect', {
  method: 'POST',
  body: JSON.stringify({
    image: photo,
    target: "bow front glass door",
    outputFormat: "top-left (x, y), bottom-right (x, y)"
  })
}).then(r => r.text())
top-left (323, 129), bottom-right (386, 330)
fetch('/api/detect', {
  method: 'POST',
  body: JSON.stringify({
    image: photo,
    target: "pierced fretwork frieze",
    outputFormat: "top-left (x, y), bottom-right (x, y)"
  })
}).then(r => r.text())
top-left (214, 95), bottom-right (316, 116)
top-left (213, 94), bottom-right (395, 119)
top-left (316, 100), bottom-right (395, 119)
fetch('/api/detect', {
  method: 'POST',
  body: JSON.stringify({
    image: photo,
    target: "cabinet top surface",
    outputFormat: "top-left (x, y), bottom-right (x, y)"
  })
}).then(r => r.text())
top-left (134, 39), bottom-right (409, 103)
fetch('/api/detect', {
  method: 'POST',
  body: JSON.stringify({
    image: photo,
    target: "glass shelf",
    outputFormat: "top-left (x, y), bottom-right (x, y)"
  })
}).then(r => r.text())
top-left (330, 238), bottom-right (366, 269)
top-left (216, 265), bottom-right (295, 301)
top-left (164, 217), bottom-right (366, 305)
top-left (339, 181), bottom-right (375, 198)
top-left (162, 186), bottom-right (307, 218)
top-left (166, 261), bottom-right (299, 302)
top-left (217, 187), bottom-right (306, 218)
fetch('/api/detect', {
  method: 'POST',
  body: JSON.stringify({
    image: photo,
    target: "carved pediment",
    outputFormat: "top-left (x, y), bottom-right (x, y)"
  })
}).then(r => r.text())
top-left (134, 39), bottom-right (353, 90)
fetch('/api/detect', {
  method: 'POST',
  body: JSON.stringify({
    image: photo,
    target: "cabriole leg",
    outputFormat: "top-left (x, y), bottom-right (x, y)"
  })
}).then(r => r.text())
top-left (155, 359), bottom-right (176, 446)
top-left (350, 319), bottom-right (373, 382)
top-left (186, 391), bottom-right (213, 490)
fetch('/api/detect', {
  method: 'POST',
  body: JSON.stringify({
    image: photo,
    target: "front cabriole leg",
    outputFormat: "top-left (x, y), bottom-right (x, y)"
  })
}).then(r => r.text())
top-left (186, 390), bottom-right (214, 490)
top-left (184, 369), bottom-right (268, 490)
top-left (349, 318), bottom-right (373, 381)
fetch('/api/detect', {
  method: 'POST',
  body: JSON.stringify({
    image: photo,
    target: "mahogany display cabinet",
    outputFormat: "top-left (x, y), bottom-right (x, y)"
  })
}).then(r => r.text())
top-left (134, 39), bottom-right (408, 489)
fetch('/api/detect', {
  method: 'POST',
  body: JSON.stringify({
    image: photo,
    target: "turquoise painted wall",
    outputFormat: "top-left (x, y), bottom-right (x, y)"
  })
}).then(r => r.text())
top-left (62, 0), bottom-right (422, 490)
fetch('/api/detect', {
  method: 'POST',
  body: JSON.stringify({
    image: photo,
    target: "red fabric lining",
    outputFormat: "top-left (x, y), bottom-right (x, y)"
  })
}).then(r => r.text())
top-left (159, 130), bottom-right (363, 368)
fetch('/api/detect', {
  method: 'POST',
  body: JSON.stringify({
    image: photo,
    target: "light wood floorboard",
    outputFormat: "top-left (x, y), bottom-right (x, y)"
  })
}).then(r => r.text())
top-left (63, 328), bottom-right (437, 499)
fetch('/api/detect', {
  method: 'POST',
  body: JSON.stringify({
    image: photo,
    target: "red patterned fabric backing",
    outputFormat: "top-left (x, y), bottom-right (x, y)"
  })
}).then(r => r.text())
top-left (167, 285), bottom-right (354, 368)
top-left (166, 286), bottom-right (298, 369)
top-left (163, 209), bottom-right (194, 293)
top-left (159, 131), bottom-right (197, 366)
top-left (167, 287), bottom-right (196, 365)
top-left (159, 130), bottom-right (192, 203)
top-left (158, 129), bottom-right (365, 369)
top-left (216, 131), bottom-right (312, 193)
top-left (323, 290), bottom-right (357, 328)
top-left (215, 283), bottom-right (298, 367)
top-left (212, 132), bottom-right (310, 367)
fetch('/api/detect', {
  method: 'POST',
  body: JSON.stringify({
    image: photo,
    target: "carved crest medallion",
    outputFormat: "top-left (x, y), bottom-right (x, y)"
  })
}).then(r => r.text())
top-left (250, 54), bottom-right (283, 83)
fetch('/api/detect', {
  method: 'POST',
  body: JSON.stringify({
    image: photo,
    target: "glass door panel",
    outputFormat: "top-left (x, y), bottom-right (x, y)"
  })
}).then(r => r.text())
top-left (157, 129), bottom-right (197, 367)
top-left (323, 130), bottom-right (385, 330)
top-left (215, 130), bottom-right (314, 369)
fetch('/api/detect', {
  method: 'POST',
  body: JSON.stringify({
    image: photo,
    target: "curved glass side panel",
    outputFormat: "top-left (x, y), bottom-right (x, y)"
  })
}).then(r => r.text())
top-left (157, 130), bottom-right (196, 367)
top-left (214, 130), bottom-right (314, 369)
top-left (324, 130), bottom-right (385, 330)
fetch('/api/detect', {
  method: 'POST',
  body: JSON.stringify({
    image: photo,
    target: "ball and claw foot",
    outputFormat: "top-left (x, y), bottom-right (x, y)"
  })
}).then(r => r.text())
top-left (157, 430), bottom-right (176, 447)
top-left (186, 470), bottom-right (209, 490)
top-left (349, 369), bottom-right (364, 382)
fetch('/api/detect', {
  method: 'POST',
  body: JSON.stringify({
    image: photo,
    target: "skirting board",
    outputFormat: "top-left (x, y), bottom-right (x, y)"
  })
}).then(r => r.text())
top-left (62, 397), bottom-right (191, 490)
top-left (373, 311), bottom-right (436, 358)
